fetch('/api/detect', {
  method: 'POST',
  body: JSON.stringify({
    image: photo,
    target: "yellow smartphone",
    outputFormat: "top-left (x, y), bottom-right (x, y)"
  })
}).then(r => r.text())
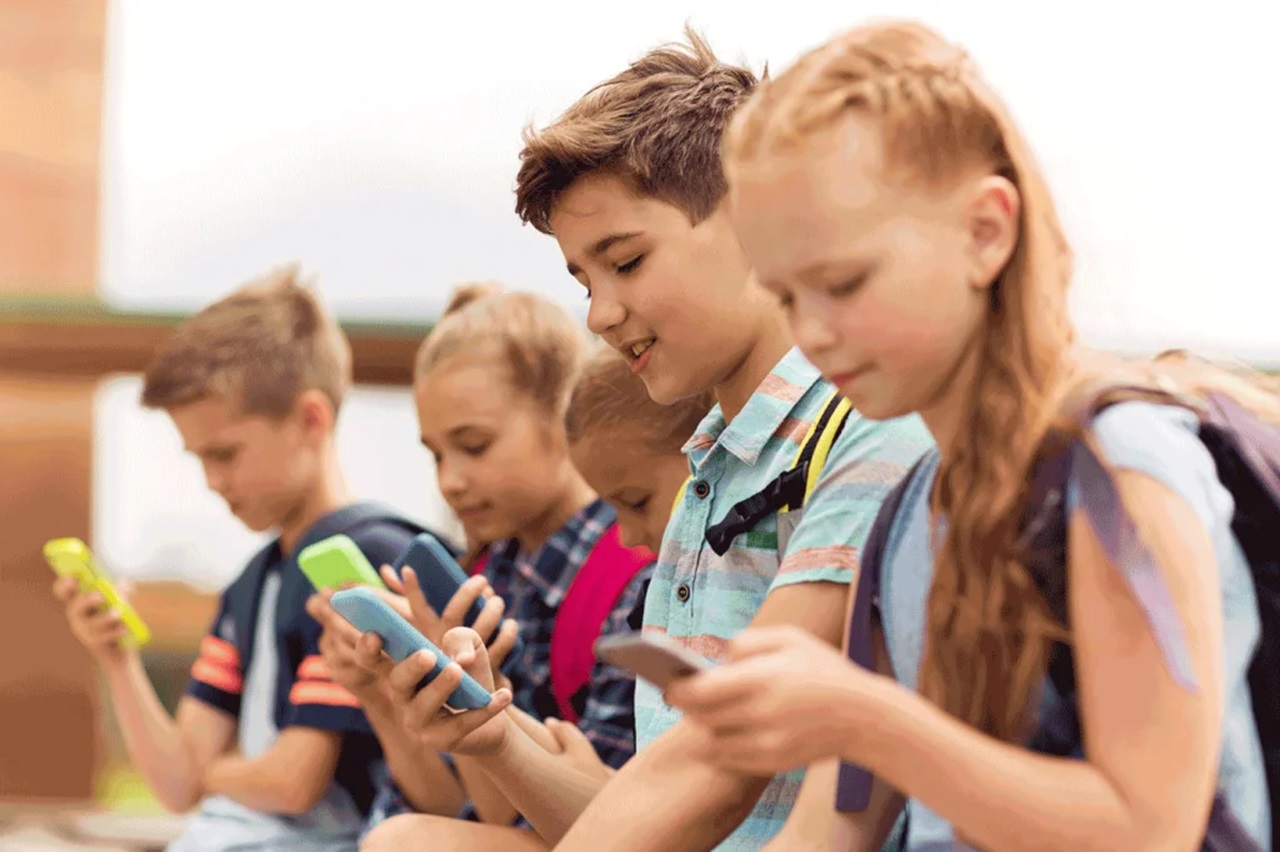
top-left (43, 537), bottom-right (151, 648)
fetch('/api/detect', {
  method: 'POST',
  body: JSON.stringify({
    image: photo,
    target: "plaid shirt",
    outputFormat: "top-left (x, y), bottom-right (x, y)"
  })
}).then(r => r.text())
top-left (365, 498), bottom-right (651, 833)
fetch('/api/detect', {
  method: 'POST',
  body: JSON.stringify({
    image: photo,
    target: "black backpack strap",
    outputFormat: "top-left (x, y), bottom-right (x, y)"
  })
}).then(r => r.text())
top-left (836, 450), bottom-right (934, 813)
top-left (704, 393), bottom-right (846, 556)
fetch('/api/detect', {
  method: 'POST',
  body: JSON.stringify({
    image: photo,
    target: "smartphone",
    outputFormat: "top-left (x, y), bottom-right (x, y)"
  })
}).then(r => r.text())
top-left (594, 632), bottom-right (711, 689)
top-left (43, 538), bottom-right (151, 648)
top-left (329, 587), bottom-right (492, 713)
top-left (298, 534), bottom-right (387, 591)
top-left (391, 533), bottom-right (523, 663)
top-left (391, 533), bottom-right (485, 626)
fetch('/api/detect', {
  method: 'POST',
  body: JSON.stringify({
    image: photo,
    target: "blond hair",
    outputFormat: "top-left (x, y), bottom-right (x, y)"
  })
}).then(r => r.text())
top-left (415, 283), bottom-right (587, 416)
top-left (565, 346), bottom-right (713, 453)
top-left (728, 20), bottom-right (1280, 745)
top-left (515, 26), bottom-right (759, 234)
top-left (141, 264), bottom-right (352, 417)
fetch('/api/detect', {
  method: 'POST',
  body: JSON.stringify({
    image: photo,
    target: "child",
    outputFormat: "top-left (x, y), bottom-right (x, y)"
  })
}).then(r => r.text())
top-left (666, 20), bottom-right (1273, 850)
top-left (365, 30), bottom-right (933, 852)
top-left (356, 284), bottom-right (656, 848)
top-left (52, 266), bottom-right (429, 850)
top-left (564, 345), bottom-right (715, 556)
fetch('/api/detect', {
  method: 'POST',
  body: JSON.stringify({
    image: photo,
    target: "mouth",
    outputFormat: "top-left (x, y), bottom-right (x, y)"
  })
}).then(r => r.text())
top-left (622, 338), bottom-right (656, 374)
top-left (454, 503), bottom-right (491, 519)
top-left (827, 364), bottom-right (872, 386)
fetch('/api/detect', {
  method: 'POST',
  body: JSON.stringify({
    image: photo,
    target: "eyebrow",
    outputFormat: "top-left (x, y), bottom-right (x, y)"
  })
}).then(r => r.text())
top-left (566, 231), bottom-right (644, 277)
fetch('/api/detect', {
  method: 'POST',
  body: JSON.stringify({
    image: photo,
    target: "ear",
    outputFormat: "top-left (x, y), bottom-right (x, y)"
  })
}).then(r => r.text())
top-left (965, 175), bottom-right (1020, 292)
top-left (294, 389), bottom-right (336, 439)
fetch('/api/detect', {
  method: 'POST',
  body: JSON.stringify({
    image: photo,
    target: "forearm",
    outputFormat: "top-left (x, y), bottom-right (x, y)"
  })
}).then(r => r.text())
top-left (102, 655), bottom-right (205, 812)
top-left (203, 754), bottom-right (301, 815)
top-left (555, 720), bottom-right (767, 852)
top-left (356, 685), bottom-right (465, 817)
top-left (471, 720), bottom-right (608, 844)
top-left (853, 677), bottom-right (1167, 851)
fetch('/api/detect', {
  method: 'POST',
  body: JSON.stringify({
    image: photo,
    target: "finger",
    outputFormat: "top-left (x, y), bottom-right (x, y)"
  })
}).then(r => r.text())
top-left (413, 685), bottom-right (513, 743)
top-left (52, 575), bottom-right (80, 604)
top-left (354, 631), bottom-right (390, 674)
top-left (723, 626), bottom-right (801, 662)
top-left (369, 587), bottom-right (412, 620)
top-left (546, 718), bottom-right (596, 758)
top-left (380, 564), bottom-right (405, 594)
top-left (305, 593), bottom-right (331, 623)
top-left (487, 619), bottom-right (519, 672)
top-left (406, 661), bottom-right (464, 730)
top-left (69, 590), bottom-right (105, 622)
top-left (441, 576), bottom-right (490, 628)
top-left (388, 649), bottom-right (439, 704)
top-left (470, 594), bottom-right (506, 645)
top-left (663, 666), bottom-right (760, 715)
top-left (400, 568), bottom-right (444, 640)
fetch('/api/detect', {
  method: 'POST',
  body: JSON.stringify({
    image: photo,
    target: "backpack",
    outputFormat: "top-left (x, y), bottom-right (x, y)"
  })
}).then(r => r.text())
top-left (672, 389), bottom-right (854, 555)
top-left (222, 498), bottom-right (437, 670)
top-left (470, 523), bottom-right (653, 726)
top-left (837, 387), bottom-right (1280, 851)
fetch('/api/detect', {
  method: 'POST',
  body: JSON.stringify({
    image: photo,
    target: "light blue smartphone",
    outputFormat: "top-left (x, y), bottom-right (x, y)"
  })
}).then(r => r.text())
top-left (329, 587), bottom-right (492, 713)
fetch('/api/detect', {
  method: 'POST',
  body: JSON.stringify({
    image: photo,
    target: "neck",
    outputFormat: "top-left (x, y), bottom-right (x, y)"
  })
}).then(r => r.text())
top-left (919, 339), bottom-right (984, 465)
top-left (277, 445), bottom-right (352, 555)
top-left (716, 311), bottom-right (793, 423)
top-left (515, 469), bottom-right (597, 555)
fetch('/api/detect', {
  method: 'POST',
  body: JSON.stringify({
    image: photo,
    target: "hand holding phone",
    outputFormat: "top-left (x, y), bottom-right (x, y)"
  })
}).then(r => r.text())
top-left (44, 538), bottom-right (151, 648)
top-left (298, 535), bottom-right (387, 591)
top-left (329, 587), bottom-right (492, 713)
top-left (594, 632), bottom-right (711, 689)
top-left (390, 533), bottom-right (523, 671)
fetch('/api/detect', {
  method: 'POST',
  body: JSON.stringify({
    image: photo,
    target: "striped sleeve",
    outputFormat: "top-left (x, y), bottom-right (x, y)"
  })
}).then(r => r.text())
top-left (770, 412), bottom-right (934, 592)
top-left (284, 620), bottom-right (371, 734)
top-left (184, 597), bottom-right (243, 717)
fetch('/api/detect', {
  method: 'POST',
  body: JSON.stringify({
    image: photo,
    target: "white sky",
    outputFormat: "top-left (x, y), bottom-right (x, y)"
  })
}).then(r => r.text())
top-left (98, 0), bottom-right (1279, 362)
top-left (91, 2), bottom-right (1279, 585)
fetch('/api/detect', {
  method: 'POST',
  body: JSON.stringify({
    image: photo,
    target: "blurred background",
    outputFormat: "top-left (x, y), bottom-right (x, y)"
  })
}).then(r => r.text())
top-left (1, 0), bottom-right (1275, 848)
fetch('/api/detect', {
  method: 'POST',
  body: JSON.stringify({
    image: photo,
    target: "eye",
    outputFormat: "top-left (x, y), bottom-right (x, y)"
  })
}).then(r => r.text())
top-left (828, 274), bottom-right (867, 298)
top-left (206, 448), bottom-right (237, 464)
top-left (617, 255), bottom-right (645, 276)
top-left (459, 441), bottom-right (491, 458)
top-left (776, 290), bottom-right (795, 310)
top-left (627, 495), bottom-right (651, 513)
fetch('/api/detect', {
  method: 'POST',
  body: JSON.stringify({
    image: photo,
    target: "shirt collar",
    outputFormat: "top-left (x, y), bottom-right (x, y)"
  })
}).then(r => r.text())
top-left (682, 347), bottom-right (823, 466)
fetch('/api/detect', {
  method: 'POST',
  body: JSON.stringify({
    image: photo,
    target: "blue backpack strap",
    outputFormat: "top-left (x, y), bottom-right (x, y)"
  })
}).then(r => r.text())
top-left (836, 450), bottom-right (934, 813)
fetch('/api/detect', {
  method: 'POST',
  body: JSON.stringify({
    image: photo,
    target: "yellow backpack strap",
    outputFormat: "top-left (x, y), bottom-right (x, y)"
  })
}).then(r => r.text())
top-left (802, 395), bottom-right (854, 504)
top-left (669, 474), bottom-right (694, 518)
top-left (780, 390), bottom-right (850, 514)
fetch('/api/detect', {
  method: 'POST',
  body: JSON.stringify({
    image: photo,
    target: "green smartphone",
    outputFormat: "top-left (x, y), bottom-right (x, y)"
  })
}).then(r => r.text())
top-left (43, 537), bottom-right (152, 648)
top-left (297, 534), bottom-right (387, 591)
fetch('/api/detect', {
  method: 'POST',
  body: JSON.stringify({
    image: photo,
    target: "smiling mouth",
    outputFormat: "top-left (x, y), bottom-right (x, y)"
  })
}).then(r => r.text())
top-left (626, 339), bottom-right (655, 360)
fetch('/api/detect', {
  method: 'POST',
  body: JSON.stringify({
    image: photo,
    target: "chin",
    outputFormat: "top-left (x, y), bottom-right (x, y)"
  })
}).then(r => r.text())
top-left (640, 372), bottom-right (700, 407)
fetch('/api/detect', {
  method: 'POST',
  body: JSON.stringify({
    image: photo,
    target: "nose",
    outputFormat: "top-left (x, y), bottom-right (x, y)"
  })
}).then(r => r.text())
top-left (202, 461), bottom-right (227, 496)
top-left (436, 457), bottom-right (468, 499)
top-left (790, 299), bottom-right (838, 356)
top-left (585, 279), bottom-right (626, 336)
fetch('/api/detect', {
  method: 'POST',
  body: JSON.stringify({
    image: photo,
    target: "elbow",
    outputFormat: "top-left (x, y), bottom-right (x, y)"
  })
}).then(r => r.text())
top-left (275, 778), bottom-right (329, 817)
top-left (156, 785), bottom-right (202, 815)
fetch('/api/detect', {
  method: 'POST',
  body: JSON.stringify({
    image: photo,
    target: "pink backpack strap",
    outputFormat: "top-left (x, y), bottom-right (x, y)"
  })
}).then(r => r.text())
top-left (550, 523), bottom-right (653, 724)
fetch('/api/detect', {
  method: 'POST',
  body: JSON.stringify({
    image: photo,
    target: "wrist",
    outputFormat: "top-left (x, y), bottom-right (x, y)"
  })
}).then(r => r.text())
top-left (834, 670), bottom-right (908, 770)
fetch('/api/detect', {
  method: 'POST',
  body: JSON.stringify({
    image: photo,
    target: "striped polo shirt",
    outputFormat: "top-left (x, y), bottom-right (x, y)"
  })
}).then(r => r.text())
top-left (636, 346), bottom-right (933, 850)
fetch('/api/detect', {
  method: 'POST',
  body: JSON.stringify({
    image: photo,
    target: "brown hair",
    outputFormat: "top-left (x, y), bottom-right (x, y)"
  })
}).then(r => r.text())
top-left (415, 282), bottom-right (587, 416)
top-left (141, 264), bottom-right (352, 417)
top-left (515, 26), bottom-right (759, 234)
top-left (727, 20), bottom-right (1280, 745)
top-left (565, 345), bottom-right (714, 453)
